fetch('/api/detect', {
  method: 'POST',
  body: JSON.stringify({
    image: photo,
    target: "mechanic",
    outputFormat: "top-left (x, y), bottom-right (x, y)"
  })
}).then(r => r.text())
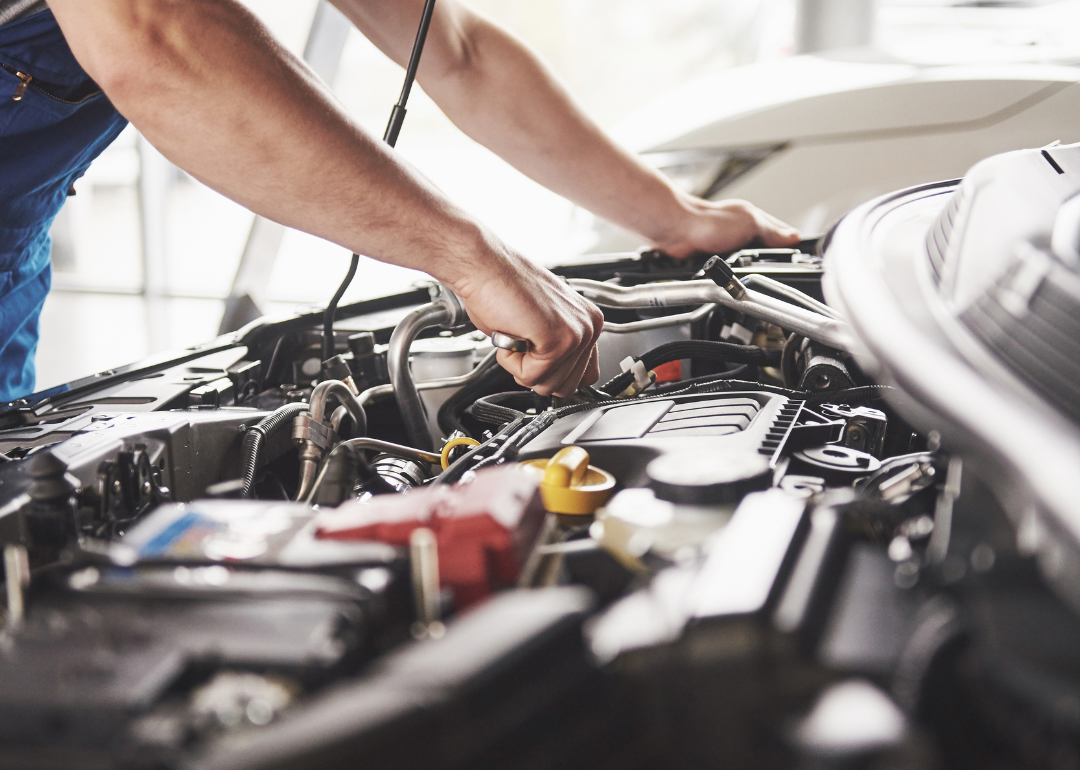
top-left (0, 0), bottom-right (799, 402)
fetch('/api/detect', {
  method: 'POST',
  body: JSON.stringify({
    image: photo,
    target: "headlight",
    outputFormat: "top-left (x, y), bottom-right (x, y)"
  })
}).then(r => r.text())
top-left (642, 144), bottom-right (785, 199)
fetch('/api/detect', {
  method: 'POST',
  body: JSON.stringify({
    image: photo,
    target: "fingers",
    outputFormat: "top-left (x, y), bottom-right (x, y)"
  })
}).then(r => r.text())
top-left (504, 300), bottom-right (603, 397)
top-left (654, 198), bottom-right (800, 258)
top-left (456, 252), bottom-right (605, 397)
top-left (582, 347), bottom-right (600, 387)
top-left (529, 316), bottom-right (603, 396)
top-left (757, 209), bottom-right (801, 247)
top-left (549, 337), bottom-right (598, 398)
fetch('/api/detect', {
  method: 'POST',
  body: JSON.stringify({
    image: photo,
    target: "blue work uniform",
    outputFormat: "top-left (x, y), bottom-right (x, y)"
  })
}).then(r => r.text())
top-left (0, 9), bottom-right (128, 401)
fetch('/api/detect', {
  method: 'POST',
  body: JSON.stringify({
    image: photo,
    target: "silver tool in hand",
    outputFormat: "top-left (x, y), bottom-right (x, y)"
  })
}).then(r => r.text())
top-left (491, 332), bottom-right (529, 354)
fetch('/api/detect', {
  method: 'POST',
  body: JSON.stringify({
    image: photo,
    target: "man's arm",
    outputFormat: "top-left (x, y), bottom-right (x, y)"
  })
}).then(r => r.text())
top-left (48, 0), bottom-right (603, 397)
top-left (332, 0), bottom-right (799, 257)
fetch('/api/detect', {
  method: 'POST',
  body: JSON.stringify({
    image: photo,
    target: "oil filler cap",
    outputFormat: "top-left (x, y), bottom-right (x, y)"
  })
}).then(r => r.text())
top-left (647, 450), bottom-right (771, 505)
top-left (521, 446), bottom-right (616, 516)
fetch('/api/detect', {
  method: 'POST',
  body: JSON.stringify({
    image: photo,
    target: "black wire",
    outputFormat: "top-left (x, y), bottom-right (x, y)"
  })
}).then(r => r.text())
top-left (322, 252), bottom-right (360, 364)
top-left (264, 335), bottom-right (287, 384)
top-left (650, 365), bottom-right (751, 394)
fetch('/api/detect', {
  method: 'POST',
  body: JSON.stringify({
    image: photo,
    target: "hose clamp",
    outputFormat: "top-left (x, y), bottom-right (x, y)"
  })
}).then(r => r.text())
top-left (292, 412), bottom-right (337, 451)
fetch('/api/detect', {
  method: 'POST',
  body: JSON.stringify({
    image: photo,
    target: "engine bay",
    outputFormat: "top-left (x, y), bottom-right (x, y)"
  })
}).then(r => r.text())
top-left (0, 234), bottom-right (1073, 769)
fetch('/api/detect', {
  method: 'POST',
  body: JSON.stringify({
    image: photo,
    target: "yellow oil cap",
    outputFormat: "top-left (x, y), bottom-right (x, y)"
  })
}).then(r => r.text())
top-left (521, 446), bottom-right (616, 515)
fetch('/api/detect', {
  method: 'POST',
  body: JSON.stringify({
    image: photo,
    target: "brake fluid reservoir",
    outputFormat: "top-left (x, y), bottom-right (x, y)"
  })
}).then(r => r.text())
top-left (410, 335), bottom-right (477, 382)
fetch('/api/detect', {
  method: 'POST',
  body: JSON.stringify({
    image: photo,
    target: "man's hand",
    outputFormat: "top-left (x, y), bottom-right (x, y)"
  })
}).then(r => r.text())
top-left (651, 196), bottom-right (801, 259)
top-left (446, 250), bottom-right (604, 399)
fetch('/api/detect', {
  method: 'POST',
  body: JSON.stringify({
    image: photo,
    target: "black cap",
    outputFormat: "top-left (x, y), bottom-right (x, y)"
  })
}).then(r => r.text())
top-left (348, 332), bottom-right (376, 359)
top-left (322, 354), bottom-right (353, 382)
top-left (702, 255), bottom-right (747, 300)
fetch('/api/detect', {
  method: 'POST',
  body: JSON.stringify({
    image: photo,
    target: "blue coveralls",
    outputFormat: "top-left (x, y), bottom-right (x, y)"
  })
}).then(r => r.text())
top-left (0, 9), bottom-right (128, 401)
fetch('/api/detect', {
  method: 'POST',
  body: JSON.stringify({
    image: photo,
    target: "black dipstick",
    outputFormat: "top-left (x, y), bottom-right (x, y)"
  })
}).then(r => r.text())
top-left (323, 0), bottom-right (439, 369)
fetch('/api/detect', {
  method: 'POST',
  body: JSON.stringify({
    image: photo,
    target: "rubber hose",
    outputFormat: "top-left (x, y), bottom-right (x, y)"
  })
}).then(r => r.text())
top-left (470, 392), bottom-right (534, 426)
top-left (600, 339), bottom-right (780, 395)
top-left (436, 364), bottom-right (516, 437)
top-left (240, 402), bottom-right (308, 498)
top-left (781, 333), bottom-right (806, 389)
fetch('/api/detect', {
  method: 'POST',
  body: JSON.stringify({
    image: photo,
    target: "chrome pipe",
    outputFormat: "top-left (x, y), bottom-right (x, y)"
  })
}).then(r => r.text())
top-left (295, 379), bottom-right (368, 501)
top-left (568, 278), bottom-right (852, 351)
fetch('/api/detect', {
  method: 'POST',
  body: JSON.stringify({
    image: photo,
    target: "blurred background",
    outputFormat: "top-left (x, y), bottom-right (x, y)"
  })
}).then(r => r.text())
top-left (35, 0), bottom-right (1080, 389)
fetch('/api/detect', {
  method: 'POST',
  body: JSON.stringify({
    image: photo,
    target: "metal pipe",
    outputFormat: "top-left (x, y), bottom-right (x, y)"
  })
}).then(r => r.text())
top-left (294, 456), bottom-right (319, 503)
top-left (409, 527), bottom-right (444, 639)
top-left (4, 544), bottom-right (27, 628)
top-left (309, 379), bottom-right (367, 433)
top-left (568, 278), bottom-right (853, 351)
top-left (741, 274), bottom-right (843, 320)
top-left (601, 303), bottom-right (714, 333)
top-left (294, 379), bottom-right (368, 502)
top-left (330, 405), bottom-right (349, 434)
top-left (341, 437), bottom-right (441, 466)
top-left (386, 291), bottom-right (466, 451)
top-left (359, 383), bottom-right (393, 406)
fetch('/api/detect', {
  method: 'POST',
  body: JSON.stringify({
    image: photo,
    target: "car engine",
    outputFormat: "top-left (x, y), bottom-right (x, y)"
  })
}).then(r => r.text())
top-left (1, 144), bottom-right (1079, 769)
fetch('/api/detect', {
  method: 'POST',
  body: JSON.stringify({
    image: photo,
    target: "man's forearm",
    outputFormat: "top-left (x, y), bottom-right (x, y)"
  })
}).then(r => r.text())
top-left (48, 0), bottom-right (493, 289)
top-left (47, 0), bottom-right (608, 398)
top-left (336, 0), bottom-right (695, 253)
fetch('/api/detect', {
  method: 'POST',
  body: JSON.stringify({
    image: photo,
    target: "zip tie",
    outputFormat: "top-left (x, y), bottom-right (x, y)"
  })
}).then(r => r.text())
top-left (619, 356), bottom-right (651, 390)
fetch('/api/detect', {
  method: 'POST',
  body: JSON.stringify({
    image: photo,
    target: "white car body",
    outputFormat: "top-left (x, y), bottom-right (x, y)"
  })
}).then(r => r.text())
top-left (597, 54), bottom-right (1080, 245)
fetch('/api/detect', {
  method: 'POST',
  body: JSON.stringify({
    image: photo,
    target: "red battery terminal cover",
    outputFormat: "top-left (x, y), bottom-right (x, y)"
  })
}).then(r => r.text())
top-left (315, 466), bottom-right (546, 609)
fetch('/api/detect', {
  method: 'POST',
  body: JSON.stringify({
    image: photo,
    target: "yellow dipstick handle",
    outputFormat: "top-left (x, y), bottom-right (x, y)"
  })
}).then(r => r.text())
top-left (440, 436), bottom-right (481, 470)
top-left (543, 446), bottom-right (590, 489)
